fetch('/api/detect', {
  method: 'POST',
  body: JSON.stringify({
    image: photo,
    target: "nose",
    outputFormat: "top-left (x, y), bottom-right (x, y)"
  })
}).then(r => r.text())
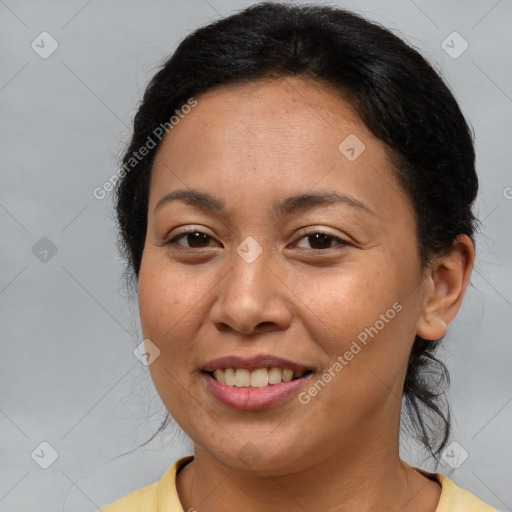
top-left (210, 248), bottom-right (293, 336)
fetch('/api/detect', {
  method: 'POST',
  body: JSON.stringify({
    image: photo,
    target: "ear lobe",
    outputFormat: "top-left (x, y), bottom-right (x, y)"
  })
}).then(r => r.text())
top-left (416, 235), bottom-right (475, 341)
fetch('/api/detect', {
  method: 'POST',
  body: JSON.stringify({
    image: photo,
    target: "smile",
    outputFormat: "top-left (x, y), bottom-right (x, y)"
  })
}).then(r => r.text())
top-left (209, 367), bottom-right (310, 388)
top-left (201, 355), bottom-right (314, 410)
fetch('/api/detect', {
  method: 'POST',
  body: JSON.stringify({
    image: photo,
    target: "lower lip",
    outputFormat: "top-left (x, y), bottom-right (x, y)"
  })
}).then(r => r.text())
top-left (202, 372), bottom-right (312, 410)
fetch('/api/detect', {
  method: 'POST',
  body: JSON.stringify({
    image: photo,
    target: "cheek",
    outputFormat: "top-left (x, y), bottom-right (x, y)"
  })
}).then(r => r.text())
top-left (286, 262), bottom-right (396, 345)
top-left (138, 255), bottom-right (203, 339)
top-left (288, 259), bottom-right (413, 394)
top-left (137, 258), bottom-right (203, 394)
top-left (138, 259), bottom-right (208, 426)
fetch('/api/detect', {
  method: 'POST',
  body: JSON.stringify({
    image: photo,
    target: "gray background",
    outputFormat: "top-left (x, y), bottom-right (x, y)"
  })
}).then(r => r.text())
top-left (1, 0), bottom-right (511, 510)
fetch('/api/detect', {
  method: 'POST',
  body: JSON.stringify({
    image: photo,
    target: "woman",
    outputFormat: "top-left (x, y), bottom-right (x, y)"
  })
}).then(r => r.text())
top-left (103, 2), bottom-right (498, 510)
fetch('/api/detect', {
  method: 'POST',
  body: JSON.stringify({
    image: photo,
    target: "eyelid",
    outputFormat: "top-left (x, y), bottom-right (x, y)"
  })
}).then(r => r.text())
top-left (294, 226), bottom-right (342, 238)
top-left (293, 226), bottom-right (350, 242)
top-left (169, 225), bottom-right (213, 237)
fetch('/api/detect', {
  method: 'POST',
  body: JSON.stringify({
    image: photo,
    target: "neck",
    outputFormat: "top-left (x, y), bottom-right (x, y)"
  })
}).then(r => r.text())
top-left (176, 422), bottom-right (441, 512)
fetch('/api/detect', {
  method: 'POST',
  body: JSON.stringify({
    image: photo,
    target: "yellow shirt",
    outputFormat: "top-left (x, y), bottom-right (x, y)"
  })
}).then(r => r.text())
top-left (101, 456), bottom-right (499, 511)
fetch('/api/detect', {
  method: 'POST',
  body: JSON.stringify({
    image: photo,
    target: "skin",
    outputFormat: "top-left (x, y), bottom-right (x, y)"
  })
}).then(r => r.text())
top-left (137, 76), bottom-right (475, 512)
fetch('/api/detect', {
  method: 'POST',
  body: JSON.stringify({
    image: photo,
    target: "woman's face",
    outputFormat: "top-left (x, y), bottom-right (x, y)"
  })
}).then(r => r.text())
top-left (138, 77), bottom-right (430, 474)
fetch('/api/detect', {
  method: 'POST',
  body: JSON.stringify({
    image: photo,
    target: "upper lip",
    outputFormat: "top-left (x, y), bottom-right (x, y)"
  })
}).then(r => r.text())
top-left (202, 354), bottom-right (312, 373)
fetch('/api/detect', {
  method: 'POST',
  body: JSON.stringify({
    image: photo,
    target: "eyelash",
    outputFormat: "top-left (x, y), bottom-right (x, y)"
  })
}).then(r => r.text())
top-left (165, 229), bottom-right (349, 252)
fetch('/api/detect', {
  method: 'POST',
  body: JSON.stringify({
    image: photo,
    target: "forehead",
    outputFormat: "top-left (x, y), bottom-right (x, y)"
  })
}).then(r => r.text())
top-left (149, 77), bottom-right (412, 227)
top-left (156, 77), bottom-right (364, 159)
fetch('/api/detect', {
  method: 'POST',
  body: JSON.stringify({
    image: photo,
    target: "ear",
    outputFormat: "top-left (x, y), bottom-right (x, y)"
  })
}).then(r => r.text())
top-left (416, 234), bottom-right (475, 341)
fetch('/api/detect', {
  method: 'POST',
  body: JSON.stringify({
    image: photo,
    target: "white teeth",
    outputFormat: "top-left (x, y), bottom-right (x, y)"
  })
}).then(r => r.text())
top-left (211, 367), bottom-right (308, 388)
top-left (234, 369), bottom-right (251, 387)
top-left (282, 369), bottom-right (293, 382)
top-left (250, 368), bottom-right (269, 388)
top-left (224, 368), bottom-right (235, 386)
top-left (213, 369), bottom-right (224, 384)
top-left (268, 367), bottom-right (282, 385)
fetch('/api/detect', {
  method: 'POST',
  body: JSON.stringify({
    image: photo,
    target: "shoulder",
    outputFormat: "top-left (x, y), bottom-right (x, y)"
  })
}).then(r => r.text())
top-left (435, 472), bottom-right (500, 511)
top-left (100, 456), bottom-right (193, 512)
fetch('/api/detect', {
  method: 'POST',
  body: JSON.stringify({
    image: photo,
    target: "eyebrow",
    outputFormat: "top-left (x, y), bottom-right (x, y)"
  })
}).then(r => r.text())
top-left (154, 188), bottom-right (375, 218)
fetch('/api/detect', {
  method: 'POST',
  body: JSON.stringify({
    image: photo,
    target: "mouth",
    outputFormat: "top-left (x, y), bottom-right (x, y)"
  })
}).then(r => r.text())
top-left (205, 367), bottom-right (313, 388)
top-left (201, 355), bottom-right (314, 410)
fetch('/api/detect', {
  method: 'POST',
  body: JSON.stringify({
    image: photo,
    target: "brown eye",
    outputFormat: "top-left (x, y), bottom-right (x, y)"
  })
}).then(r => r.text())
top-left (167, 230), bottom-right (214, 248)
top-left (295, 232), bottom-right (348, 250)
